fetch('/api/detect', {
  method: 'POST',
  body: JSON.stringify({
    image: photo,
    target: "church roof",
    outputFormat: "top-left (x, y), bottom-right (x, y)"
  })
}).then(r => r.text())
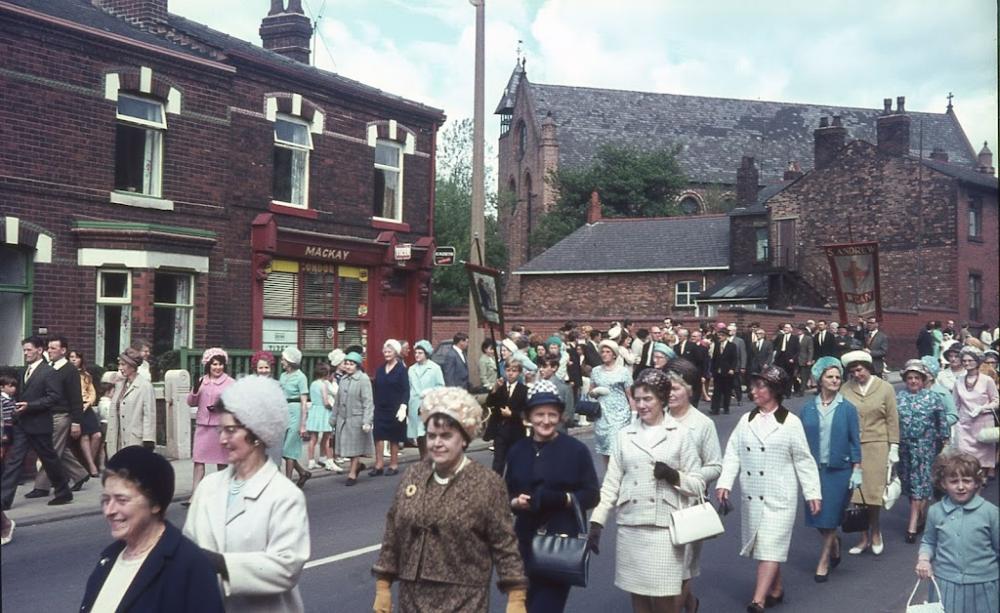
top-left (523, 82), bottom-right (977, 185)
top-left (515, 215), bottom-right (729, 275)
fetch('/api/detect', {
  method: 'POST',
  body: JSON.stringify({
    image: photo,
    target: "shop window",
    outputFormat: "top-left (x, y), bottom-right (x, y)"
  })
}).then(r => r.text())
top-left (262, 260), bottom-right (369, 352)
top-left (755, 227), bottom-right (769, 262)
top-left (969, 272), bottom-right (982, 322)
top-left (968, 196), bottom-right (982, 240)
top-left (675, 280), bottom-right (701, 308)
top-left (115, 93), bottom-right (165, 196)
top-left (273, 115), bottom-right (312, 207)
top-left (96, 269), bottom-right (132, 370)
top-left (0, 246), bottom-right (32, 366)
top-left (373, 140), bottom-right (403, 221)
top-left (153, 272), bottom-right (193, 355)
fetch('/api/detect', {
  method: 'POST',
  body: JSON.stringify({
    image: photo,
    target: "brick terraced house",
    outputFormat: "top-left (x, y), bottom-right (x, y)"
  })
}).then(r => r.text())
top-left (0, 0), bottom-right (445, 369)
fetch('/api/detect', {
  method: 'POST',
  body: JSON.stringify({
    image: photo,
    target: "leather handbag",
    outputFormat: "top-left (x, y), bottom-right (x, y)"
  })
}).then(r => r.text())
top-left (575, 400), bottom-right (602, 420)
top-left (841, 487), bottom-right (870, 533)
top-left (528, 494), bottom-right (590, 587)
top-left (669, 489), bottom-right (725, 546)
top-left (905, 577), bottom-right (945, 612)
top-left (883, 464), bottom-right (902, 511)
top-left (976, 409), bottom-right (1000, 443)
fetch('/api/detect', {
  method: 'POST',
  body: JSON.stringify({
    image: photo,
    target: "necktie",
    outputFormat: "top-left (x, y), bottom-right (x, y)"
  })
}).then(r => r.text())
top-left (820, 331), bottom-right (825, 345)
top-left (757, 340), bottom-right (762, 352)
top-left (781, 334), bottom-right (787, 352)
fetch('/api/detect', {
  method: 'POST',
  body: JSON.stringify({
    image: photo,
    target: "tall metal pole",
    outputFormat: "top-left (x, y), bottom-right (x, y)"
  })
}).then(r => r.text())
top-left (467, 0), bottom-right (486, 388)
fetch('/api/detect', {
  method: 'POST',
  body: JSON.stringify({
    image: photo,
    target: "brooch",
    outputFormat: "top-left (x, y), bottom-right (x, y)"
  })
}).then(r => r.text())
top-left (405, 484), bottom-right (417, 497)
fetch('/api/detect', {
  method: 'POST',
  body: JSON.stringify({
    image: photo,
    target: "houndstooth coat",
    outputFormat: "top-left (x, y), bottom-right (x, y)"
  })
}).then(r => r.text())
top-left (718, 406), bottom-right (821, 562)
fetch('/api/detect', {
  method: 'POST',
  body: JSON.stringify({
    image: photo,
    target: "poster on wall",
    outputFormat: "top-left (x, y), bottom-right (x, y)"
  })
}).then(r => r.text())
top-left (824, 241), bottom-right (883, 322)
top-left (465, 263), bottom-right (504, 332)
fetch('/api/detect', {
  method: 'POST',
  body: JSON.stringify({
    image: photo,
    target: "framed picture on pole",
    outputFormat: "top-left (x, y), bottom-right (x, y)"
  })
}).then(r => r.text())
top-left (465, 262), bottom-right (504, 332)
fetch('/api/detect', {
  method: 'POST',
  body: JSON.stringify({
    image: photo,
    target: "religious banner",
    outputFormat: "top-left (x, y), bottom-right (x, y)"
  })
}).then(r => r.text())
top-left (465, 262), bottom-right (504, 332)
top-left (824, 241), bottom-right (882, 322)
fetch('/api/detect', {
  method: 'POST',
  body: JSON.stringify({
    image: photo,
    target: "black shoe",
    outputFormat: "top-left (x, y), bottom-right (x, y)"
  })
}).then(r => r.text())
top-left (296, 471), bottom-right (312, 489)
top-left (747, 602), bottom-right (765, 613)
top-left (814, 572), bottom-right (829, 583)
top-left (47, 494), bottom-right (73, 506)
top-left (905, 532), bottom-right (918, 544)
top-left (368, 468), bottom-right (384, 477)
top-left (831, 538), bottom-right (842, 569)
top-left (71, 476), bottom-right (90, 492)
top-left (385, 467), bottom-right (399, 476)
top-left (345, 477), bottom-right (357, 486)
top-left (765, 592), bottom-right (784, 607)
top-left (23, 489), bottom-right (49, 499)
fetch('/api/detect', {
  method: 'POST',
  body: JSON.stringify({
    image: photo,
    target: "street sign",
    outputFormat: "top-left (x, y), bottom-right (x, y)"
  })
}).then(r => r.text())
top-left (394, 243), bottom-right (412, 261)
top-left (434, 246), bottom-right (456, 266)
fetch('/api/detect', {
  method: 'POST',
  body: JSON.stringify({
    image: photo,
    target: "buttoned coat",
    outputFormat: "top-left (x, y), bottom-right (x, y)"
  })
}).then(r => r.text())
top-left (591, 417), bottom-right (705, 529)
top-left (13, 360), bottom-right (58, 434)
top-left (335, 370), bottom-right (374, 458)
top-left (406, 360), bottom-right (444, 439)
top-left (183, 462), bottom-right (310, 613)
top-left (718, 407), bottom-right (821, 562)
top-left (107, 375), bottom-right (156, 454)
top-left (865, 330), bottom-right (890, 374)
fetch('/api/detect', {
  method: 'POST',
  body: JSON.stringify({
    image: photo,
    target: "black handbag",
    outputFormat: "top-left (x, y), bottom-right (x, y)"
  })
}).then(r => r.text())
top-left (575, 400), bottom-right (601, 420)
top-left (841, 487), bottom-right (869, 533)
top-left (528, 494), bottom-right (590, 587)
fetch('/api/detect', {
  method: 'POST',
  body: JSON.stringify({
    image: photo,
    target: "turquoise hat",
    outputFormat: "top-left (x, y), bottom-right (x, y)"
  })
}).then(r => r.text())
top-left (811, 356), bottom-right (843, 382)
top-left (652, 342), bottom-right (675, 359)
top-left (414, 339), bottom-right (433, 355)
top-left (920, 355), bottom-right (941, 378)
top-left (546, 335), bottom-right (563, 347)
top-left (344, 351), bottom-right (364, 365)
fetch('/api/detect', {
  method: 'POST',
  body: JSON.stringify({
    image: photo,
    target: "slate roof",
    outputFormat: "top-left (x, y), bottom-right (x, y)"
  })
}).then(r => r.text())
top-left (524, 81), bottom-right (977, 185)
top-left (699, 274), bottom-right (769, 303)
top-left (729, 182), bottom-right (790, 217)
top-left (917, 157), bottom-right (998, 191)
top-left (515, 215), bottom-right (729, 274)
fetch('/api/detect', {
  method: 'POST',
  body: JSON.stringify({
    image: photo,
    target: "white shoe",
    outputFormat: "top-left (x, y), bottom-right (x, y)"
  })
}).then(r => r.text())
top-left (1, 519), bottom-right (14, 546)
top-left (307, 460), bottom-right (320, 470)
top-left (324, 459), bottom-right (343, 473)
top-left (383, 451), bottom-right (392, 458)
top-left (871, 535), bottom-right (884, 556)
top-left (334, 457), bottom-right (348, 465)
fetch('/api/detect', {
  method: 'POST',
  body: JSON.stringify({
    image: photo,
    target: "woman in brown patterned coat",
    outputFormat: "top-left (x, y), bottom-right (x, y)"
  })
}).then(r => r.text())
top-left (372, 387), bottom-right (528, 613)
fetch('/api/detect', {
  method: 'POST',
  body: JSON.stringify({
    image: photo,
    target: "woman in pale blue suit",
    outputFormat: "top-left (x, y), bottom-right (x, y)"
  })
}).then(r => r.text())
top-left (801, 356), bottom-right (862, 583)
top-left (406, 340), bottom-right (444, 460)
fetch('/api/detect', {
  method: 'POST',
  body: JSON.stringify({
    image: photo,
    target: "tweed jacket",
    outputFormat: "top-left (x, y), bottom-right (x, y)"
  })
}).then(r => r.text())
top-left (107, 375), bottom-right (157, 453)
top-left (591, 417), bottom-right (705, 528)
top-left (183, 462), bottom-right (310, 613)
top-left (335, 370), bottom-right (375, 458)
top-left (372, 459), bottom-right (528, 591)
top-left (840, 376), bottom-right (899, 444)
top-left (718, 407), bottom-right (821, 562)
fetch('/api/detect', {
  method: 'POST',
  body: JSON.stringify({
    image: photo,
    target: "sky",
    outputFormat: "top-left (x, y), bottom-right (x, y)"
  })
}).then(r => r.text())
top-left (169, 0), bottom-right (998, 180)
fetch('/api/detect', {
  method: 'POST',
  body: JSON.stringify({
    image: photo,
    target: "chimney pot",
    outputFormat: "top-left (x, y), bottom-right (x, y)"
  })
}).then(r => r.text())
top-left (260, 2), bottom-right (313, 64)
top-left (736, 156), bottom-right (760, 206)
top-left (819, 116), bottom-right (829, 128)
top-left (977, 141), bottom-right (995, 175)
top-left (832, 115), bottom-right (843, 127)
top-left (896, 96), bottom-right (906, 113)
top-left (883, 98), bottom-right (892, 114)
top-left (587, 191), bottom-right (602, 224)
top-left (876, 96), bottom-right (911, 156)
top-left (783, 161), bottom-right (804, 181)
top-left (814, 117), bottom-right (847, 169)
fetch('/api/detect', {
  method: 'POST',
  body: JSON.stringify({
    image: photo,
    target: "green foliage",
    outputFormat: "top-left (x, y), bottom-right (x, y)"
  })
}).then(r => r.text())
top-left (432, 120), bottom-right (507, 311)
top-left (531, 143), bottom-right (688, 251)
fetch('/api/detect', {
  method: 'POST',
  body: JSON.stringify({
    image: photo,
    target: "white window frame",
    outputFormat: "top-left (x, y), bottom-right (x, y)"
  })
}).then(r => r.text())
top-left (153, 271), bottom-right (194, 351)
top-left (272, 114), bottom-right (312, 208)
top-left (374, 139), bottom-right (404, 222)
top-left (674, 280), bottom-right (701, 308)
top-left (114, 93), bottom-right (166, 197)
top-left (95, 269), bottom-right (133, 369)
top-left (755, 227), bottom-right (769, 261)
top-left (97, 269), bottom-right (132, 305)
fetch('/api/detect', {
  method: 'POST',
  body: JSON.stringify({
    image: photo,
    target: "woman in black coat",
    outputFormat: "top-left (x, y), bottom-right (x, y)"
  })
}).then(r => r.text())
top-left (506, 380), bottom-right (600, 613)
top-left (79, 446), bottom-right (223, 613)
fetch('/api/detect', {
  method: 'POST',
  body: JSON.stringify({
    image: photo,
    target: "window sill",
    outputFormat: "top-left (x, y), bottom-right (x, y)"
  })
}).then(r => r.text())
top-left (269, 202), bottom-right (319, 220)
top-left (968, 236), bottom-right (983, 243)
top-left (371, 217), bottom-right (411, 232)
top-left (110, 191), bottom-right (174, 211)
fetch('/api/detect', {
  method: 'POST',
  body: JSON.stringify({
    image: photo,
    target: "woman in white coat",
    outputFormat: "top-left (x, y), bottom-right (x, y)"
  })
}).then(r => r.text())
top-left (588, 368), bottom-right (704, 613)
top-left (184, 375), bottom-right (310, 613)
top-left (106, 348), bottom-right (156, 454)
top-left (717, 366), bottom-right (821, 613)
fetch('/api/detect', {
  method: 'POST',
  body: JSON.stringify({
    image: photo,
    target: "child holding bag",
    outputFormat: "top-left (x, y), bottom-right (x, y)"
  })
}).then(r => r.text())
top-left (914, 452), bottom-right (999, 612)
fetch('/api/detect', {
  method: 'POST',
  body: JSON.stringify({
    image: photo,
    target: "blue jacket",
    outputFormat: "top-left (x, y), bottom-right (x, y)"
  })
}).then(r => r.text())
top-left (801, 395), bottom-right (862, 469)
top-left (80, 521), bottom-right (224, 613)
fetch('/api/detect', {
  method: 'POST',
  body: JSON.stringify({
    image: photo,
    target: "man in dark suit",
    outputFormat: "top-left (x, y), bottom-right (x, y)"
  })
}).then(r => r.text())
top-left (916, 321), bottom-right (937, 358)
top-left (634, 326), bottom-right (662, 377)
top-left (795, 323), bottom-right (815, 396)
top-left (27, 336), bottom-right (88, 498)
top-left (1, 337), bottom-right (73, 510)
top-left (709, 328), bottom-right (739, 414)
top-left (676, 329), bottom-right (708, 406)
top-left (582, 329), bottom-right (603, 374)
top-left (772, 323), bottom-right (799, 396)
top-left (442, 332), bottom-right (470, 390)
top-left (864, 317), bottom-right (890, 377)
top-left (813, 319), bottom-right (836, 359)
top-left (748, 329), bottom-right (774, 375)
top-left (484, 360), bottom-right (528, 474)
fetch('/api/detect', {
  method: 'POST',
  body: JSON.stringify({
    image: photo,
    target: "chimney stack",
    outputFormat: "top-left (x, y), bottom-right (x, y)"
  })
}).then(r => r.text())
top-left (929, 147), bottom-right (949, 162)
top-left (260, 0), bottom-right (313, 64)
top-left (876, 95), bottom-right (911, 156)
top-left (736, 156), bottom-right (760, 206)
top-left (814, 115), bottom-right (847, 169)
top-left (977, 142), bottom-right (995, 175)
top-left (586, 191), bottom-right (602, 224)
top-left (92, 0), bottom-right (167, 29)
top-left (783, 161), bottom-right (803, 181)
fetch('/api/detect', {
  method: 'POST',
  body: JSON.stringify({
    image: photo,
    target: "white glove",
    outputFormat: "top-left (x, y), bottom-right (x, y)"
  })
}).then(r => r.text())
top-left (848, 467), bottom-right (863, 490)
top-left (396, 404), bottom-right (407, 422)
top-left (590, 386), bottom-right (611, 398)
top-left (362, 423), bottom-right (372, 433)
top-left (888, 443), bottom-right (899, 464)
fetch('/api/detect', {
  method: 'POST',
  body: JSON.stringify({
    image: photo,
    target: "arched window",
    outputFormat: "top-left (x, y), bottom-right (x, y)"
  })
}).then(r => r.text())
top-left (524, 172), bottom-right (533, 258)
top-left (517, 120), bottom-right (527, 160)
top-left (676, 191), bottom-right (704, 215)
top-left (507, 178), bottom-right (517, 211)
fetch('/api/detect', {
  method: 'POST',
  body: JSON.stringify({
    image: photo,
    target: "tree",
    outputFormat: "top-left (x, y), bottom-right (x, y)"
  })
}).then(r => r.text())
top-left (530, 143), bottom-right (688, 251)
top-left (432, 120), bottom-right (507, 311)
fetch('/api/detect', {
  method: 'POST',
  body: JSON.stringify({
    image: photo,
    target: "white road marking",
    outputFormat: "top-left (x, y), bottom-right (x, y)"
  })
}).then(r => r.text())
top-left (303, 543), bottom-right (382, 569)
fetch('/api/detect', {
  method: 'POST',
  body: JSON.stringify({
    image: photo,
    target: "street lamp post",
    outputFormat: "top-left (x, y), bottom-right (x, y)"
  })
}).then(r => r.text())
top-left (467, 0), bottom-right (486, 388)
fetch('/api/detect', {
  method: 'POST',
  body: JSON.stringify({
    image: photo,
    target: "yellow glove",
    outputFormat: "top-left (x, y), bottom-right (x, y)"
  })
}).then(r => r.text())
top-left (373, 578), bottom-right (392, 613)
top-left (505, 588), bottom-right (527, 613)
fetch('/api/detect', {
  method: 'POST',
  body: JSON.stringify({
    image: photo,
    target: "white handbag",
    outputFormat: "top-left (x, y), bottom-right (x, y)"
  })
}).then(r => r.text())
top-left (669, 490), bottom-right (725, 546)
top-left (976, 409), bottom-right (999, 443)
top-left (883, 464), bottom-right (902, 511)
top-left (906, 577), bottom-right (945, 612)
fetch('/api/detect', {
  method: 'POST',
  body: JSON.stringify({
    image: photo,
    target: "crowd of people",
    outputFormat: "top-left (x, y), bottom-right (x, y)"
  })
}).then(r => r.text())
top-left (0, 316), bottom-right (997, 613)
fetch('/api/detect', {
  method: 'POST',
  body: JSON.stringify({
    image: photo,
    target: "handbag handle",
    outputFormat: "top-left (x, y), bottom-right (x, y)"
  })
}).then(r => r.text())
top-left (853, 484), bottom-right (866, 506)
top-left (536, 493), bottom-right (587, 537)
top-left (907, 577), bottom-right (942, 606)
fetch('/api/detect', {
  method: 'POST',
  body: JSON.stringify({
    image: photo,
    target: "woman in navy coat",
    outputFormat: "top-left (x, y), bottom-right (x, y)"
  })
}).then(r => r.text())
top-left (801, 357), bottom-right (862, 583)
top-left (371, 339), bottom-right (409, 476)
top-left (506, 380), bottom-right (600, 613)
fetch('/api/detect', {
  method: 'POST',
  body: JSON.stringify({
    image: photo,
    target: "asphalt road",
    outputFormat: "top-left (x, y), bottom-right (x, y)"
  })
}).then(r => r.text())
top-left (2, 392), bottom-right (956, 612)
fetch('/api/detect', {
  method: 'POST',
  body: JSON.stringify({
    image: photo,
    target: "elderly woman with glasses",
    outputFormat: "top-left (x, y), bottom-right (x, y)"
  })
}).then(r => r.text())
top-left (184, 376), bottom-right (311, 613)
top-left (954, 346), bottom-right (999, 479)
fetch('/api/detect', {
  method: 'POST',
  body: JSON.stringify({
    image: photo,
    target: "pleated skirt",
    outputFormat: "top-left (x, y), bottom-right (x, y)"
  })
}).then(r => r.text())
top-left (933, 577), bottom-right (999, 613)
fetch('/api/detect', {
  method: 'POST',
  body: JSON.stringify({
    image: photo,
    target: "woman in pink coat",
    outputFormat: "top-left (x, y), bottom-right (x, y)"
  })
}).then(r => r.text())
top-left (954, 346), bottom-right (999, 478)
top-left (187, 348), bottom-right (235, 494)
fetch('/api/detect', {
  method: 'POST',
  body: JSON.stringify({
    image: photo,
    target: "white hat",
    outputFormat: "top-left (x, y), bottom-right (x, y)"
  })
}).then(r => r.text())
top-left (281, 346), bottom-right (302, 365)
top-left (501, 338), bottom-right (518, 355)
top-left (599, 339), bottom-right (620, 354)
top-left (383, 339), bottom-right (402, 355)
top-left (327, 349), bottom-right (346, 367)
top-left (607, 324), bottom-right (623, 341)
top-left (841, 350), bottom-right (872, 369)
top-left (219, 376), bottom-right (288, 450)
